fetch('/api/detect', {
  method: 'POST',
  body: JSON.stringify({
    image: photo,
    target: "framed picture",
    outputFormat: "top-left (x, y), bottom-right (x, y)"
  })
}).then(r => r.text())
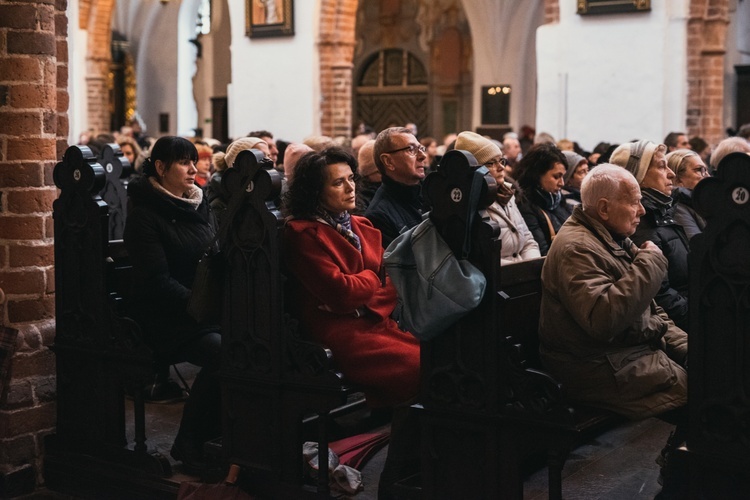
top-left (246, 0), bottom-right (294, 38)
top-left (577, 0), bottom-right (650, 16)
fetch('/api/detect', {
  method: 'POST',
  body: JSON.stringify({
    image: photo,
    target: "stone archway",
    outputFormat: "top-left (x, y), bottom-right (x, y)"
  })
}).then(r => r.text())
top-left (318, 0), bottom-right (359, 138)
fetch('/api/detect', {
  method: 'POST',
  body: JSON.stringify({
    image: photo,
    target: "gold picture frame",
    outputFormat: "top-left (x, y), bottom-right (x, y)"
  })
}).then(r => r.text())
top-left (246, 0), bottom-right (294, 38)
top-left (577, 0), bottom-right (651, 16)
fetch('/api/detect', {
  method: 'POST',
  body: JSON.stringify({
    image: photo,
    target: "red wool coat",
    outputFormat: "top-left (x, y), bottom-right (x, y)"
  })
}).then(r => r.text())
top-left (284, 216), bottom-right (420, 407)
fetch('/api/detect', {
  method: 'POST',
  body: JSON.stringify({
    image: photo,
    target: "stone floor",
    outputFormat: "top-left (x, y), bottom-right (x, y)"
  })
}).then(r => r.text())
top-left (114, 363), bottom-right (671, 499)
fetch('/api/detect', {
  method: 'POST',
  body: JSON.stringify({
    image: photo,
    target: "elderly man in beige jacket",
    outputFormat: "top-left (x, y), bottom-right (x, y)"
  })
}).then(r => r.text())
top-left (539, 164), bottom-right (687, 419)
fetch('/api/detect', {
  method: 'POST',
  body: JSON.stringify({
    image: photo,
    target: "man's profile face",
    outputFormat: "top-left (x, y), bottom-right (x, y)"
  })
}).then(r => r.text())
top-left (604, 179), bottom-right (645, 238)
top-left (382, 132), bottom-right (427, 186)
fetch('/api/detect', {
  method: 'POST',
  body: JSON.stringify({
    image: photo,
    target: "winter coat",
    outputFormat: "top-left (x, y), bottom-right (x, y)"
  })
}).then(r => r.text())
top-left (283, 216), bottom-right (420, 407)
top-left (539, 206), bottom-right (688, 419)
top-left (671, 186), bottom-right (706, 241)
top-left (365, 175), bottom-right (423, 248)
top-left (518, 189), bottom-right (573, 256)
top-left (486, 188), bottom-right (541, 265)
top-left (354, 177), bottom-right (380, 215)
top-left (123, 175), bottom-right (217, 355)
top-left (630, 189), bottom-right (690, 332)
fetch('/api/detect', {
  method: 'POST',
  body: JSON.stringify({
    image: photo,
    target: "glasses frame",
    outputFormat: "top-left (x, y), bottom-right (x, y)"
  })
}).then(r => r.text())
top-left (483, 157), bottom-right (508, 170)
top-left (385, 144), bottom-right (427, 157)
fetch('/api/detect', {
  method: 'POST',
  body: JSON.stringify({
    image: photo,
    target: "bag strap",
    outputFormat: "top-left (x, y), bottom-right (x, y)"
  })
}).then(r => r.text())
top-left (540, 208), bottom-right (556, 242)
top-left (461, 167), bottom-right (488, 259)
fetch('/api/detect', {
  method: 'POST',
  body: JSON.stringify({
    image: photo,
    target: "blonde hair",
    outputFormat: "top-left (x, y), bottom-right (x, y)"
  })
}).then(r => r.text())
top-left (666, 149), bottom-right (699, 180)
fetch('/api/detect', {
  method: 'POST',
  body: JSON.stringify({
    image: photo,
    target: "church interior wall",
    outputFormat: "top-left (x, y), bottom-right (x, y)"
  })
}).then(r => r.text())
top-left (226, 0), bottom-right (319, 142)
top-left (536, 0), bottom-right (691, 151)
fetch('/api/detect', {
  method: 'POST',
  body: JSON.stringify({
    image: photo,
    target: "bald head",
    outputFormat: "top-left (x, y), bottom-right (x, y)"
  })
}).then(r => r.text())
top-left (581, 164), bottom-right (645, 238)
top-left (357, 139), bottom-right (380, 181)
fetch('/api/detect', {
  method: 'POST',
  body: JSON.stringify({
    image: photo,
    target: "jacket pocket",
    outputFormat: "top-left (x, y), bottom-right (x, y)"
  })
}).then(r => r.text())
top-left (606, 346), bottom-right (677, 399)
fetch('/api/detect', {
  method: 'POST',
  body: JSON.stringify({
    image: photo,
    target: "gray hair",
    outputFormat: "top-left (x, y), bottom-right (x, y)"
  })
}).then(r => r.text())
top-left (711, 137), bottom-right (750, 169)
top-left (666, 149), bottom-right (699, 180)
top-left (581, 163), bottom-right (638, 211)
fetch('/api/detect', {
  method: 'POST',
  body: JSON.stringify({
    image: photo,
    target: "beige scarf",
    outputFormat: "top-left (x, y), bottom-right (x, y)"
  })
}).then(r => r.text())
top-left (149, 176), bottom-right (203, 209)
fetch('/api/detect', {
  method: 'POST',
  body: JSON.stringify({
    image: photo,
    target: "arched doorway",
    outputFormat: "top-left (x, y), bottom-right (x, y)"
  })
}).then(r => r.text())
top-left (355, 49), bottom-right (429, 134)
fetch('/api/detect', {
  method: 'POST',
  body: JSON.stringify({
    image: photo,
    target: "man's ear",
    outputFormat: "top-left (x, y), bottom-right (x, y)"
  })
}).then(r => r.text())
top-left (596, 198), bottom-right (609, 221)
top-left (380, 154), bottom-right (395, 171)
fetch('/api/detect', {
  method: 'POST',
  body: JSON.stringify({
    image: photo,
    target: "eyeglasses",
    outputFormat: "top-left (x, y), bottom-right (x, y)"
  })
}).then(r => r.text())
top-left (385, 144), bottom-right (426, 157)
top-left (691, 166), bottom-right (709, 176)
top-left (483, 157), bottom-right (508, 170)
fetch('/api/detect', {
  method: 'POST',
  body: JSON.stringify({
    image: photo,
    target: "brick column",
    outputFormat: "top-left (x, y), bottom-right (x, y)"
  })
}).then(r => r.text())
top-left (318, 0), bottom-right (358, 138)
top-left (545, 0), bottom-right (560, 24)
top-left (0, 0), bottom-right (66, 493)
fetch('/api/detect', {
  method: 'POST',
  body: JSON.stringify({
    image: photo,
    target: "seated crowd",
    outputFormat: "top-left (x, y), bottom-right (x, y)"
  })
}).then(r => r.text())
top-left (81, 120), bottom-right (750, 497)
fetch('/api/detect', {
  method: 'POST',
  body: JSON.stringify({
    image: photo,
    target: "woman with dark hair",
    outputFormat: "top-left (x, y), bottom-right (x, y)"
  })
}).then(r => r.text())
top-left (282, 147), bottom-right (420, 498)
top-left (514, 143), bottom-right (573, 255)
top-left (123, 136), bottom-right (221, 474)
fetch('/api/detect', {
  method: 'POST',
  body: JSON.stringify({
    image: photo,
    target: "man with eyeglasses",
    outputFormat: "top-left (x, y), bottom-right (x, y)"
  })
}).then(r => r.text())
top-left (366, 127), bottom-right (429, 248)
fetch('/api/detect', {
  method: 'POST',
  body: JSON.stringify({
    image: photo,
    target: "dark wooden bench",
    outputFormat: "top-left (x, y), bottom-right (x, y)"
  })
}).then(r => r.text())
top-left (217, 149), bottom-right (369, 498)
top-left (46, 145), bottom-right (176, 499)
top-left (98, 143), bottom-right (133, 240)
top-left (413, 150), bottom-right (621, 500)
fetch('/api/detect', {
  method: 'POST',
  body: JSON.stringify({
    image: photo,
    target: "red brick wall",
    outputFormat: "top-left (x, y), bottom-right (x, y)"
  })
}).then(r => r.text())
top-left (0, 0), bottom-right (68, 492)
top-left (319, 0), bottom-right (358, 138)
top-left (687, 0), bottom-right (729, 146)
top-left (545, 0), bottom-right (560, 24)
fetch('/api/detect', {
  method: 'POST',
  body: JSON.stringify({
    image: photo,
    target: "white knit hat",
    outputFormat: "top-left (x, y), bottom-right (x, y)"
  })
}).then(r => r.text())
top-left (609, 140), bottom-right (661, 184)
top-left (455, 131), bottom-right (502, 165)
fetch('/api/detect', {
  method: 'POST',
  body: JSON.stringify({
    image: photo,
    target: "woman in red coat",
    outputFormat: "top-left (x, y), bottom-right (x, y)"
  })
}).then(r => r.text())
top-left (283, 147), bottom-right (419, 408)
top-left (283, 147), bottom-right (420, 499)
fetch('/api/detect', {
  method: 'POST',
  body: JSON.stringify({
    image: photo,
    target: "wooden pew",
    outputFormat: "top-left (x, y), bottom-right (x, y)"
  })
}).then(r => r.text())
top-left (413, 150), bottom-right (620, 500)
top-left (217, 149), bottom-right (366, 498)
top-left (98, 143), bottom-right (132, 240)
top-left (677, 151), bottom-right (750, 496)
top-left (45, 145), bottom-right (175, 499)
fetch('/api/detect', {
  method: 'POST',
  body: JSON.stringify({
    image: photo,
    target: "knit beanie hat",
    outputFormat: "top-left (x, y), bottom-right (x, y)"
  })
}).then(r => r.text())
top-left (283, 143), bottom-right (313, 180)
top-left (212, 137), bottom-right (265, 172)
top-left (562, 150), bottom-right (586, 184)
top-left (455, 131), bottom-right (502, 165)
top-left (357, 139), bottom-right (378, 177)
top-left (609, 140), bottom-right (661, 184)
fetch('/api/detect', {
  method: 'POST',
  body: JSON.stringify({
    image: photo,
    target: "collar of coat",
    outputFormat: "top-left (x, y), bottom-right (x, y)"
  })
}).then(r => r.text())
top-left (570, 206), bottom-right (632, 261)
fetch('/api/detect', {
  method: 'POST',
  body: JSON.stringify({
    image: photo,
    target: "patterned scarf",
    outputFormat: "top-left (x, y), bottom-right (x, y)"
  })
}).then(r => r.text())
top-left (316, 209), bottom-right (362, 251)
top-left (534, 187), bottom-right (562, 211)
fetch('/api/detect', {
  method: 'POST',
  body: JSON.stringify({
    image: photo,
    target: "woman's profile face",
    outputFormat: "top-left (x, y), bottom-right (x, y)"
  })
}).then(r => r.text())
top-left (539, 162), bottom-right (566, 194)
top-left (320, 162), bottom-right (356, 214)
top-left (121, 144), bottom-right (135, 165)
top-left (158, 158), bottom-right (197, 197)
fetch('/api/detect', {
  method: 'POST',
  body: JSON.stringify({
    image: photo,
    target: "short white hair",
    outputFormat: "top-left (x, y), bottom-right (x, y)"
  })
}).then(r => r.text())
top-left (581, 163), bottom-right (638, 210)
top-left (711, 137), bottom-right (750, 169)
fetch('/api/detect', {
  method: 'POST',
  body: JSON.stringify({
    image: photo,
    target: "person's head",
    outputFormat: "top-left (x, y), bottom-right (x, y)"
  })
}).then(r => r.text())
top-left (561, 150), bottom-right (589, 190)
top-left (534, 132), bottom-right (556, 146)
top-left (283, 143), bottom-right (314, 182)
top-left (194, 143), bottom-right (213, 177)
top-left (303, 135), bottom-right (335, 152)
top-left (737, 123), bottom-right (750, 141)
top-left (117, 136), bottom-right (142, 166)
top-left (284, 147), bottom-right (358, 218)
top-left (142, 136), bottom-right (198, 197)
top-left (502, 137), bottom-right (522, 161)
top-left (351, 133), bottom-right (374, 157)
top-left (610, 140), bottom-right (672, 195)
top-left (666, 149), bottom-right (708, 191)
top-left (373, 127), bottom-right (427, 185)
top-left (405, 122), bottom-right (418, 137)
top-left (212, 136), bottom-right (269, 172)
top-left (710, 137), bottom-right (750, 170)
top-left (556, 139), bottom-right (574, 152)
top-left (248, 130), bottom-right (278, 163)
top-left (419, 137), bottom-right (438, 159)
top-left (688, 136), bottom-right (710, 163)
top-left (514, 143), bottom-right (568, 198)
top-left (663, 132), bottom-right (690, 152)
top-left (455, 131), bottom-right (505, 184)
top-left (581, 164), bottom-right (644, 238)
top-left (357, 139), bottom-right (381, 183)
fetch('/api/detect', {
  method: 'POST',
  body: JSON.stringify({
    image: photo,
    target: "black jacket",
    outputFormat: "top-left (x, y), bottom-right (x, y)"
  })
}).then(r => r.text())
top-left (518, 189), bottom-right (573, 256)
top-left (365, 175), bottom-right (423, 248)
top-left (630, 188), bottom-right (690, 332)
top-left (123, 175), bottom-right (217, 354)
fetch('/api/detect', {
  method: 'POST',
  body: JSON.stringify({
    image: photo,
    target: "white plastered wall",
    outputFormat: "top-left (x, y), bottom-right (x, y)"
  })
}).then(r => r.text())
top-left (535, 0), bottom-right (690, 151)
top-left (226, 0), bottom-right (320, 142)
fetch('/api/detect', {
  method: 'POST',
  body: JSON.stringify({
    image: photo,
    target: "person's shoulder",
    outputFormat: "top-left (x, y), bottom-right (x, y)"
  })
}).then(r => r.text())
top-left (352, 215), bottom-right (374, 228)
